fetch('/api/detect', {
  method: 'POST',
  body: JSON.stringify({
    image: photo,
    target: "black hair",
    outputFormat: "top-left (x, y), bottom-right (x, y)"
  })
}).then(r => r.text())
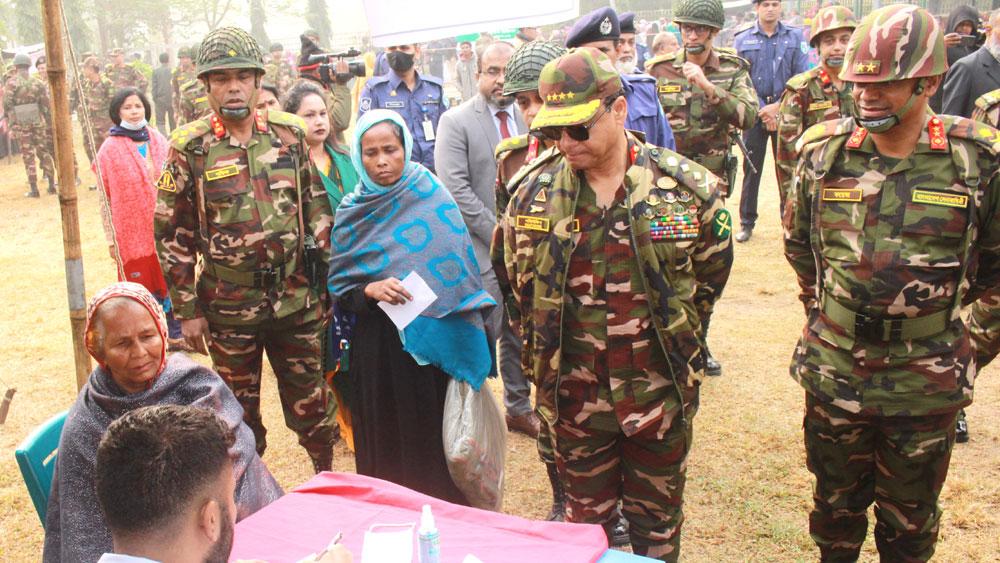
top-left (95, 405), bottom-right (235, 538)
top-left (109, 87), bottom-right (152, 125)
top-left (260, 82), bottom-right (280, 102)
top-left (362, 120), bottom-right (405, 147)
top-left (460, 40), bottom-right (472, 48)
top-left (283, 80), bottom-right (327, 114)
top-left (159, 52), bottom-right (169, 64)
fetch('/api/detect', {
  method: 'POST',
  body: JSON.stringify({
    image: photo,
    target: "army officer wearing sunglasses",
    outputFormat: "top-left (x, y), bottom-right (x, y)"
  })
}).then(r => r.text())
top-left (493, 47), bottom-right (733, 561)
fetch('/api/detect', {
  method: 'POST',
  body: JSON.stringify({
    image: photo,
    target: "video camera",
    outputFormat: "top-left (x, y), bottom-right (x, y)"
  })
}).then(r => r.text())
top-left (959, 29), bottom-right (987, 49)
top-left (306, 49), bottom-right (366, 84)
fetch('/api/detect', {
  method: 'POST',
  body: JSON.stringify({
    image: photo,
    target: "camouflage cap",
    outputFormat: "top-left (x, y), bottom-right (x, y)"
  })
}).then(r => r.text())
top-left (196, 26), bottom-right (265, 77)
top-left (503, 40), bottom-right (568, 96)
top-left (840, 4), bottom-right (946, 83)
top-left (531, 47), bottom-right (623, 129)
top-left (810, 5), bottom-right (858, 48)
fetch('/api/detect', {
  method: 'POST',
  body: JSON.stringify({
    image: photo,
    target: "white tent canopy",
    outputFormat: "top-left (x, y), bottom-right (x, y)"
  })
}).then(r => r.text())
top-left (361, 0), bottom-right (580, 47)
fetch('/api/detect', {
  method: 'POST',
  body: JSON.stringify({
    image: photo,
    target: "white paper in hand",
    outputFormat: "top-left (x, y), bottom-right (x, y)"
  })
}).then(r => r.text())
top-left (377, 271), bottom-right (438, 330)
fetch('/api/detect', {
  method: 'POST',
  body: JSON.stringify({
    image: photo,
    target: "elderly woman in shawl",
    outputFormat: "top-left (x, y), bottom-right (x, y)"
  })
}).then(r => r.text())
top-left (42, 282), bottom-right (282, 563)
top-left (328, 110), bottom-right (495, 505)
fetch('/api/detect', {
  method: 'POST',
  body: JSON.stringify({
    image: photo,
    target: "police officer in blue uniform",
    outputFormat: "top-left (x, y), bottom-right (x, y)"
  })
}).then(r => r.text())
top-left (359, 44), bottom-right (449, 173)
top-left (565, 6), bottom-right (676, 151)
top-left (732, 0), bottom-right (809, 242)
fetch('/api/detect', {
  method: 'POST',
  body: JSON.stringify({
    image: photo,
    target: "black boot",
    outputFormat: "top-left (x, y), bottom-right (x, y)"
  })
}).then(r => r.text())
top-left (702, 319), bottom-right (722, 376)
top-left (311, 454), bottom-right (333, 473)
top-left (603, 506), bottom-right (630, 547)
top-left (25, 181), bottom-right (40, 198)
top-left (956, 409), bottom-right (969, 444)
top-left (544, 462), bottom-right (566, 521)
top-left (47, 176), bottom-right (57, 195)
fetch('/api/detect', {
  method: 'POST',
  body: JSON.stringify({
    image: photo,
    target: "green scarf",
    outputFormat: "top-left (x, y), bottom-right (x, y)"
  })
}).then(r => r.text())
top-left (319, 143), bottom-right (360, 210)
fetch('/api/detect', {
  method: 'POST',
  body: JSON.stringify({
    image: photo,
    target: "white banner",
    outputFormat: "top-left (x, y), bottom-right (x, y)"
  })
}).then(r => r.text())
top-left (361, 0), bottom-right (580, 47)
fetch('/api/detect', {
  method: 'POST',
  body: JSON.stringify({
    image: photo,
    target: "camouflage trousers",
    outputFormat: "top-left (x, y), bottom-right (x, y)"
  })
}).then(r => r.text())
top-left (208, 307), bottom-right (337, 467)
top-left (553, 363), bottom-right (698, 562)
top-left (969, 291), bottom-right (1000, 369)
top-left (13, 125), bottom-right (54, 186)
top-left (83, 118), bottom-right (112, 164)
top-left (803, 392), bottom-right (958, 562)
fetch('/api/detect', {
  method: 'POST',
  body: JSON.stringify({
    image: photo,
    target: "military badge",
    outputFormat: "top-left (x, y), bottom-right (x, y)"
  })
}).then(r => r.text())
top-left (712, 208), bottom-right (732, 238)
top-left (600, 17), bottom-right (613, 35)
top-left (205, 164), bottom-right (240, 181)
top-left (534, 190), bottom-right (547, 202)
top-left (911, 189), bottom-right (968, 208)
top-left (156, 166), bottom-right (178, 192)
top-left (516, 215), bottom-right (551, 232)
top-left (853, 60), bottom-right (881, 75)
top-left (808, 101), bottom-right (834, 111)
top-left (659, 84), bottom-right (682, 94)
top-left (656, 176), bottom-right (678, 190)
top-left (821, 188), bottom-right (862, 202)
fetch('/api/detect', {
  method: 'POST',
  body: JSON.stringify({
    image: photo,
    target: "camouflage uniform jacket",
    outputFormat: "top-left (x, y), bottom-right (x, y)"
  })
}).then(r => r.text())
top-left (264, 60), bottom-right (296, 96)
top-left (645, 48), bottom-right (758, 194)
top-left (154, 109), bottom-right (333, 326)
top-left (2, 73), bottom-right (51, 129)
top-left (776, 66), bottom-right (855, 202)
top-left (76, 74), bottom-right (115, 120)
top-left (494, 132), bottom-right (733, 426)
top-left (972, 87), bottom-right (1000, 128)
top-left (783, 115), bottom-right (1000, 417)
top-left (104, 62), bottom-right (148, 92)
top-left (177, 79), bottom-right (210, 125)
top-left (172, 66), bottom-right (197, 114)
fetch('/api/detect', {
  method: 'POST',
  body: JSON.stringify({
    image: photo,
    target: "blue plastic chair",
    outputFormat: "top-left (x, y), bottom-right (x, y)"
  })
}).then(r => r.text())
top-left (15, 410), bottom-right (69, 527)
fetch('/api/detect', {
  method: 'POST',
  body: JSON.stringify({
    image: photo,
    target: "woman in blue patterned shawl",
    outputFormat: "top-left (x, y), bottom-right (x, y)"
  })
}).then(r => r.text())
top-left (328, 109), bottom-right (495, 504)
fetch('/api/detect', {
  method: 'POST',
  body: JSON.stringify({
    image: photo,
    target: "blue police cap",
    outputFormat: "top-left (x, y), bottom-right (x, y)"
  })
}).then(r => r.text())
top-left (619, 12), bottom-right (636, 35)
top-left (566, 7), bottom-right (620, 48)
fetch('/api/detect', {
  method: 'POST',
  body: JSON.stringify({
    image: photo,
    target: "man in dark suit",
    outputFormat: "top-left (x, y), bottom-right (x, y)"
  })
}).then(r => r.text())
top-left (434, 41), bottom-right (539, 437)
top-left (943, 11), bottom-right (1000, 118)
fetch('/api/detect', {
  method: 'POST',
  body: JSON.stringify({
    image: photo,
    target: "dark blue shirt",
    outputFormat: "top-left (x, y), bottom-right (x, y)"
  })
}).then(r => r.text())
top-left (359, 72), bottom-right (449, 172)
top-left (734, 21), bottom-right (810, 105)
top-left (622, 73), bottom-right (676, 150)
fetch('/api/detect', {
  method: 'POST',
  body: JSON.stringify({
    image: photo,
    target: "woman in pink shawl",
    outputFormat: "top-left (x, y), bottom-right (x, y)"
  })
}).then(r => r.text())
top-left (95, 87), bottom-right (184, 345)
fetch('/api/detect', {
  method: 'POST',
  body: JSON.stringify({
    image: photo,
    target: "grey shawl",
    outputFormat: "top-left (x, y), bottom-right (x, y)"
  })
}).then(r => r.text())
top-left (42, 353), bottom-right (283, 562)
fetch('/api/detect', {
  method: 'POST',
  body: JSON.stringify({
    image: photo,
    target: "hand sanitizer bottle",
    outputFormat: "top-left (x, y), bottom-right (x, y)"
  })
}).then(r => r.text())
top-left (418, 504), bottom-right (441, 563)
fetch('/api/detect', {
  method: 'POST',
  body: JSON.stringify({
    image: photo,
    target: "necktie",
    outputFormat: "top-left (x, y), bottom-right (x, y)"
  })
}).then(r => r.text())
top-left (497, 110), bottom-right (512, 140)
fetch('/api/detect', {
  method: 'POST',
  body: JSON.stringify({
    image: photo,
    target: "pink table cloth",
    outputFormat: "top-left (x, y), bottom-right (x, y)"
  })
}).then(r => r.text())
top-left (230, 472), bottom-right (609, 562)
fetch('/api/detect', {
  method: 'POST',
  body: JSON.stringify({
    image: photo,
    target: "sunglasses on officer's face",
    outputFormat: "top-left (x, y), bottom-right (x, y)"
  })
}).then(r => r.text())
top-left (533, 103), bottom-right (611, 142)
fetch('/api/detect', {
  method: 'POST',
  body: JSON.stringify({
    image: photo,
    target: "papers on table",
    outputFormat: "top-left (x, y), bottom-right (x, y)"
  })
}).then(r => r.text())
top-left (377, 271), bottom-right (438, 330)
top-left (361, 523), bottom-right (415, 563)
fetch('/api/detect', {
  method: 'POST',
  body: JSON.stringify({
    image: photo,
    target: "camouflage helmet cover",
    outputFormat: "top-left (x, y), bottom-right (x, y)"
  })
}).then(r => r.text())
top-left (673, 0), bottom-right (726, 30)
top-left (177, 46), bottom-right (192, 59)
top-left (531, 47), bottom-right (623, 129)
top-left (12, 53), bottom-right (31, 68)
top-left (503, 41), bottom-right (569, 96)
top-left (840, 4), bottom-right (947, 83)
top-left (810, 5), bottom-right (858, 48)
top-left (196, 26), bottom-right (265, 77)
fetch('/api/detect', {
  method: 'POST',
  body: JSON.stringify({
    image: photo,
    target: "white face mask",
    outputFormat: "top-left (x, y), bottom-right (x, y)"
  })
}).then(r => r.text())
top-left (120, 118), bottom-right (148, 131)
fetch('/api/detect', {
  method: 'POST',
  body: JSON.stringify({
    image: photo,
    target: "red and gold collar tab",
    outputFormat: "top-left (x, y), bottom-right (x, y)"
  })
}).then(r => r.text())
top-left (846, 126), bottom-right (868, 149)
top-left (928, 116), bottom-right (947, 151)
top-left (210, 114), bottom-right (227, 139)
top-left (818, 68), bottom-right (831, 86)
top-left (254, 109), bottom-right (268, 133)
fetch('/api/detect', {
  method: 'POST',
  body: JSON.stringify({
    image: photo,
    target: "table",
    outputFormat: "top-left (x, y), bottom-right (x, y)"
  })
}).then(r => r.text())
top-left (230, 472), bottom-right (656, 562)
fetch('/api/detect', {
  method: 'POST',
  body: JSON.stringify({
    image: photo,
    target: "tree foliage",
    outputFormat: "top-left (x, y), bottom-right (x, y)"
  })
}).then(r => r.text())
top-left (249, 0), bottom-right (270, 49)
top-left (305, 0), bottom-right (331, 47)
top-left (14, 0), bottom-right (44, 44)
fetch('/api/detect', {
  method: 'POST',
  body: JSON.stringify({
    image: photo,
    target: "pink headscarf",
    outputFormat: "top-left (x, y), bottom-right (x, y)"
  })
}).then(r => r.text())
top-left (84, 282), bottom-right (169, 375)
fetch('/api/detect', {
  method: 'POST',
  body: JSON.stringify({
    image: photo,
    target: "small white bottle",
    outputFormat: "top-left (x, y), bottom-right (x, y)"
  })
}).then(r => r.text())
top-left (417, 504), bottom-right (441, 563)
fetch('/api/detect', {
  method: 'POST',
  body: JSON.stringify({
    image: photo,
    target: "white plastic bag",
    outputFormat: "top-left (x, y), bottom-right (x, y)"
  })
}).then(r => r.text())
top-left (442, 378), bottom-right (507, 511)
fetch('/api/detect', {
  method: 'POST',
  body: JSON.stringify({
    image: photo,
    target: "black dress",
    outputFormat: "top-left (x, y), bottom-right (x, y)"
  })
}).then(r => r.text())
top-left (340, 287), bottom-right (469, 505)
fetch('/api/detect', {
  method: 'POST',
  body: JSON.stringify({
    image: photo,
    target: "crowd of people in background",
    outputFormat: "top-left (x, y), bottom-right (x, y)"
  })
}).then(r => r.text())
top-left (7, 1), bottom-right (1000, 562)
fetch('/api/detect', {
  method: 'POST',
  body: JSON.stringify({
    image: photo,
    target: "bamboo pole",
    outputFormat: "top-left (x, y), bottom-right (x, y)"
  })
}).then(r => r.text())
top-left (41, 0), bottom-right (92, 389)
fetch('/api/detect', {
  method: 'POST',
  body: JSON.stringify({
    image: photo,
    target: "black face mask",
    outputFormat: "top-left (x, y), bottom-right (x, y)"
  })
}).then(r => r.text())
top-left (825, 55), bottom-right (844, 68)
top-left (387, 50), bottom-right (415, 72)
top-left (685, 44), bottom-right (706, 55)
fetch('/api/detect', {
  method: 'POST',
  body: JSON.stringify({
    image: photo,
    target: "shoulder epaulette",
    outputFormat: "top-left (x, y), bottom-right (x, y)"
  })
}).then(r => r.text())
top-left (421, 74), bottom-right (444, 87)
top-left (784, 68), bottom-right (815, 92)
top-left (180, 79), bottom-right (201, 92)
top-left (733, 23), bottom-right (755, 36)
top-left (654, 148), bottom-right (717, 200)
top-left (974, 88), bottom-right (1000, 111)
top-left (507, 145), bottom-right (561, 193)
top-left (495, 134), bottom-right (530, 158)
top-left (266, 109), bottom-right (307, 133)
top-left (795, 117), bottom-right (855, 153)
top-left (716, 49), bottom-right (750, 70)
top-left (168, 119), bottom-right (211, 150)
top-left (941, 114), bottom-right (1000, 155)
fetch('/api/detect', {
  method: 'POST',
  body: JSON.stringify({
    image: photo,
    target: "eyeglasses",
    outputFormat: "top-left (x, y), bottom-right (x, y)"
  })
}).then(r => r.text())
top-left (534, 103), bottom-right (611, 142)
top-left (680, 24), bottom-right (713, 37)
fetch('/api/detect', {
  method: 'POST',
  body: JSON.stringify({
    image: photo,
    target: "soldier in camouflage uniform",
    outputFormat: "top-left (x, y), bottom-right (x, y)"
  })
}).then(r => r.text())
top-left (172, 47), bottom-right (197, 120)
top-left (775, 6), bottom-right (858, 210)
top-left (177, 77), bottom-right (211, 125)
top-left (642, 0), bottom-right (756, 377)
top-left (104, 47), bottom-right (148, 93)
top-left (494, 48), bottom-right (733, 561)
top-left (783, 6), bottom-right (1000, 560)
top-left (77, 56), bottom-right (116, 165)
top-left (972, 87), bottom-right (1000, 127)
top-left (263, 43), bottom-right (296, 97)
top-left (3, 53), bottom-right (55, 197)
top-left (153, 26), bottom-right (337, 472)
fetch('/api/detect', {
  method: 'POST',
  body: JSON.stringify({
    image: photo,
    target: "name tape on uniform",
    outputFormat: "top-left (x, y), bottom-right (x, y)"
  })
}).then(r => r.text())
top-left (515, 215), bottom-right (550, 232)
top-left (205, 164), bottom-right (240, 181)
top-left (658, 84), bottom-right (682, 94)
top-left (808, 100), bottom-right (834, 111)
top-left (911, 189), bottom-right (968, 208)
top-left (821, 188), bottom-right (862, 202)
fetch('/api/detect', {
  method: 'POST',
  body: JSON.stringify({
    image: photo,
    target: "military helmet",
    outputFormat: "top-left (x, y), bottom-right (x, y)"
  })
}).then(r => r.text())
top-left (503, 41), bottom-right (568, 96)
top-left (810, 6), bottom-right (858, 48)
top-left (841, 4), bottom-right (946, 83)
top-left (673, 0), bottom-right (726, 30)
top-left (269, 42), bottom-right (283, 52)
top-left (196, 26), bottom-right (265, 78)
top-left (177, 46), bottom-right (192, 59)
top-left (12, 53), bottom-right (31, 68)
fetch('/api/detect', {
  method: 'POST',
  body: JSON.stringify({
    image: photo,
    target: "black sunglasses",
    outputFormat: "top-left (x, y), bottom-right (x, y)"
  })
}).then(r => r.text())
top-left (534, 102), bottom-right (612, 142)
